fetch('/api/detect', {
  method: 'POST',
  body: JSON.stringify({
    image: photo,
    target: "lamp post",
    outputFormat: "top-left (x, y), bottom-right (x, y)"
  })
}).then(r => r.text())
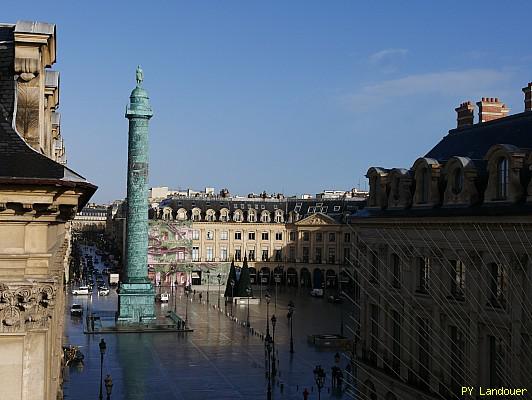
top-left (98, 339), bottom-right (107, 400)
top-left (230, 279), bottom-right (235, 316)
top-left (271, 314), bottom-right (277, 377)
top-left (185, 290), bottom-right (189, 327)
top-left (266, 334), bottom-right (272, 400)
top-left (274, 274), bottom-right (279, 311)
top-left (206, 270), bottom-right (210, 304)
top-left (217, 273), bottom-right (221, 309)
top-left (174, 279), bottom-right (178, 314)
top-left (246, 287), bottom-right (251, 328)
top-left (287, 300), bottom-right (295, 354)
top-left (104, 374), bottom-right (113, 400)
top-left (265, 291), bottom-right (271, 336)
top-left (313, 365), bottom-right (326, 400)
top-left (259, 271), bottom-right (263, 299)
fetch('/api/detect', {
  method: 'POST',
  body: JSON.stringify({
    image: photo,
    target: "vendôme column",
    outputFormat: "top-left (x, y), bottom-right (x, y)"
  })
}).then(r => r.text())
top-left (118, 66), bottom-right (156, 323)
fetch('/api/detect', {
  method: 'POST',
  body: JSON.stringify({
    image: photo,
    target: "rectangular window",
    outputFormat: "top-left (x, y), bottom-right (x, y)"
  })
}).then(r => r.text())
top-left (192, 230), bottom-right (200, 240)
top-left (206, 246), bottom-right (213, 261)
top-left (370, 304), bottom-right (379, 366)
top-left (489, 263), bottom-right (506, 308)
top-left (289, 231), bottom-right (296, 241)
top-left (235, 248), bottom-right (241, 261)
top-left (391, 253), bottom-right (401, 288)
top-left (192, 246), bottom-right (199, 261)
top-left (248, 249), bottom-right (255, 261)
top-left (344, 232), bottom-right (351, 243)
top-left (289, 247), bottom-right (295, 262)
top-left (303, 231), bottom-right (310, 241)
top-left (329, 232), bottom-right (336, 242)
top-left (261, 232), bottom-right (269, 240)
top-left (418, 257), bottom-right (430, 293)
top-left (206, 231), bottom-right (214, 240)
top-left (177, 250), bottom-right (185, 261)
top-left (392, 310), bottom-right (401, 375)
top-left (275, 249), bottom-right (282, 262)
top-left (316, 232), bottom-right (322, 242)
top-left (328, 247), bottom-right (336, 264)
top-left (343, 247), bottom-right (350, 263)
top-left (315, 248), bottom-right (322, 264)
top-left (489, 336), bottom-right (506, 386)
top-left (220, 246), bottom-right (228, 261)
top-left (275, 232), bottom-right (283, 241)
top-left (450, 260), bottom-right (465, 298)
top-left (235, 231), bottom-right (242, 240)
top-left (370, 250), bottom-right (379, 283)
top-left (261, 249), bottom-right (269, 261)
top-left (248, 232), bottom-right (256, 240)
top-left (302, 247), bottom-right (309, 263)
top-left (418, 317), bottom-right (430, 388)
top-left (221, 231), bottom-right (228, 240)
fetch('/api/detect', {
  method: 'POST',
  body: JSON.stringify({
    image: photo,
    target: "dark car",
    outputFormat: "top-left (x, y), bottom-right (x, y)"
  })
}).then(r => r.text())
top-left (70, 304), bottom-right (83, 316)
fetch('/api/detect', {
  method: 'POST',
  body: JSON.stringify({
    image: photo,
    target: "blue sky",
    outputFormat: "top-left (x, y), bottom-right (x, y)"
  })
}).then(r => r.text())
top-left (3, 1), bottom-right (532, 202)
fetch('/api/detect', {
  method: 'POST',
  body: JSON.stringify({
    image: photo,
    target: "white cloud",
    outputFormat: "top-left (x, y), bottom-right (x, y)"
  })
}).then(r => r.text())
top-left (346, 68), bottom-right (510, 110)
top-left (368, 48), bottom-right (408, 64)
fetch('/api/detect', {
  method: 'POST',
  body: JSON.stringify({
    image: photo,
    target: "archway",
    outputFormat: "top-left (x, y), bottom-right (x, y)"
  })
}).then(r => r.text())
top-left (249, 267), bottom-right (257, 284)
top-left (300, 268), bottom-right (311, 288)
top-left (287, 268), bottom-right (298, 287)
top-left (313, 268), bottom-right (324, 289)
top-left (274, 266), bottom-right (284, 286)
top-left (259, 267), bottom-right (270, 285)
top-left (326, 269), bottom-right (338, 289)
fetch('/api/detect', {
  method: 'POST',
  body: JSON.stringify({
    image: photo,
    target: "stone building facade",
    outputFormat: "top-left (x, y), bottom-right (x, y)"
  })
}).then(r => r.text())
top-left (349, 85), bottom-right (532, 399)
top-left (147, 196), bottom-right (365, 290)
top-left (0, 21), bottom-right (95, 400)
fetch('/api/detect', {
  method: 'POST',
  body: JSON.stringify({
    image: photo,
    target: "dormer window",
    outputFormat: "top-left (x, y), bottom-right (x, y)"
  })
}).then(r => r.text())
top-left (452, 168), bottom-right (464, 195)
top-left (419, 168), bottom-right (430, 203)
top-left (496, 157), bottom-right (509, 200)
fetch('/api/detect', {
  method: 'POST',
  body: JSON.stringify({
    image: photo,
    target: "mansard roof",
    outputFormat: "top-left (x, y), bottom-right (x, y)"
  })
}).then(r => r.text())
top-left (0, 24), bottom-right (96, 207)
top-left (425, 111), bottom-right (532, 162)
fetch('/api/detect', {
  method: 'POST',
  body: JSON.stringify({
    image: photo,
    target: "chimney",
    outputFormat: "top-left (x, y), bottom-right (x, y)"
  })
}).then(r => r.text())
top-left (476, 97), bottom-right (509, 123)
top-left (522, 82), bottom-right (532, 112)
top-left (455, 101), bottom-right (475, 128)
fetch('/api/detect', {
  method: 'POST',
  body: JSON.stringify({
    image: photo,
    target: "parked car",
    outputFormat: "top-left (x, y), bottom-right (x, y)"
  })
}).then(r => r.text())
top-left (156, 292), bottom-right (170, 302)
top-left (70, 304), bottom-right (83, 316)
top-left (98, 287), bottom-right (110, 296)
top-left (72, 286), bottom-right (90, 295)
top-left (310, 288), bottom-right (324, 297)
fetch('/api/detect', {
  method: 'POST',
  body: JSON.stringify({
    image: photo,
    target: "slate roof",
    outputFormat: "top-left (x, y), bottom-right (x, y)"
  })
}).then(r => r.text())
top-left (425, 111), bottom-right (532, 162)
top-left (0, 24), bottom-right (96, 206)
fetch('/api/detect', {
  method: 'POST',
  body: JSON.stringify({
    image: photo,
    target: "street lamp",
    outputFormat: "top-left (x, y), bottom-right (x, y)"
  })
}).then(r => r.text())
top-left (265, 334), bottom-right (273, 400)
top-left (104, 374), bottom-right (113, 400)
top-left (246, 287), bottom-right (251, 328)
top-left (185, 290), bottom-right (189, 327)
top-left (265, 291), bottom-right (271, 336)
top-left (230, 279), bottom-right (235, 316)
top-left (313, 365), bottom-right (326, 400)
top-left (174, 279), bottom-right (178, 314)
top-left (271, 314), bottom-right (277, 377)
top-left (98, 339), bottom-right (107, 400)
top-left (217, 273), bottom-right (222, 309)
top-left (287, 300), bottom-right (295, 354)
top-left (206, 270), bottom-right (210, 304)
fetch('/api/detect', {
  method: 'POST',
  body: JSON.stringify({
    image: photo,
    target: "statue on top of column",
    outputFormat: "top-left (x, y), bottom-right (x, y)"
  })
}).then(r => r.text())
top-left (136, 65), bottom-right (143, 87)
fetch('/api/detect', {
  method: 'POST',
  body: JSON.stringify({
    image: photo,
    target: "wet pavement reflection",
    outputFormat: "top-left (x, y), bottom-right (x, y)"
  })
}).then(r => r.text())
top-left (63, 247), bottom-right (350, 399)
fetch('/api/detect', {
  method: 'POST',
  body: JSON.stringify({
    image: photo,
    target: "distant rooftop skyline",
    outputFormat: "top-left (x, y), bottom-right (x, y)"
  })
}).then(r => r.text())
top-left (2, 1), bottom-right (531, 203)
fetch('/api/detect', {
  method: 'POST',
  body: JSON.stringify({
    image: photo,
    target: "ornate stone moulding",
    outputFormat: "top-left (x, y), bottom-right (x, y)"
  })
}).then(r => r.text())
top-left (0, 280), bottom-right (57, 333)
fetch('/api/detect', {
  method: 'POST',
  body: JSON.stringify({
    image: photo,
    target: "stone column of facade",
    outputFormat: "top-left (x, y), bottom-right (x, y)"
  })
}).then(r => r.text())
top-left (118, 67), bottom-right (156, 323)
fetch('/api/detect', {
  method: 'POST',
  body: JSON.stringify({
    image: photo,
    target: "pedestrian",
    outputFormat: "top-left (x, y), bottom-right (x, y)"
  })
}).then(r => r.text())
top-left (303, 388), bottom-right (309, 400)
top-left (199, 292), bottom-right (203, 302)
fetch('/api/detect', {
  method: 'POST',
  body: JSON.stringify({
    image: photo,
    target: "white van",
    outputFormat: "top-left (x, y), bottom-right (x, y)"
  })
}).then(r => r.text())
top-left (156, 292), bottom-right (169, 303)
top-left (72, 286), bottom-right (90, 295)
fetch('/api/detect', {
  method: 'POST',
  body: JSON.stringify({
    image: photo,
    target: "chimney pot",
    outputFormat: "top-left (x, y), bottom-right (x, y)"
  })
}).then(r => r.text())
top-left (477, 96), bottom-right (509, 123)
top-left (455, 100), bottom-right (475, 128)
top-left (522, 82), bottom-right (532, 112)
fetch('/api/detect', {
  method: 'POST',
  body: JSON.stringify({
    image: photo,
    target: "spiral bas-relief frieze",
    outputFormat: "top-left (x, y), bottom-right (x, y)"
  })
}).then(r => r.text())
top-left (0, 283), bottom-right (57, 333)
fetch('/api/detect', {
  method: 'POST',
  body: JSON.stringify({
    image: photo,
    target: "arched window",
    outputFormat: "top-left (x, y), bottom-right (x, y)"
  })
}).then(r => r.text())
top-left (248, 209), bottom-right (257, 222)
top-left (219, 208), bottom-right (229, 222)
top-left (419, 168), bottom-right (430, 203)
top-left (260, 210), bottom-right (271, 223)
top-left (177, 208), bottom-right (187, 220)
top-left (452, 168), bottom-right (463, 194)
top-left (233, 210), bottom-right (243, 222)
top-left (274, 210), bottom-right (284, 223)
top-left (206, 209), bottom-right (215, 222)
top-left (191, 208), bottom-right (201, 221)
top-left (496, 157), bottom-right (508, 200)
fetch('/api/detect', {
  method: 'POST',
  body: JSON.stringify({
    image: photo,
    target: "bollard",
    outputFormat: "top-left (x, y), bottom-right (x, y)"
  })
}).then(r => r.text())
top-left (280, 383), bottom-right (284, 393)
